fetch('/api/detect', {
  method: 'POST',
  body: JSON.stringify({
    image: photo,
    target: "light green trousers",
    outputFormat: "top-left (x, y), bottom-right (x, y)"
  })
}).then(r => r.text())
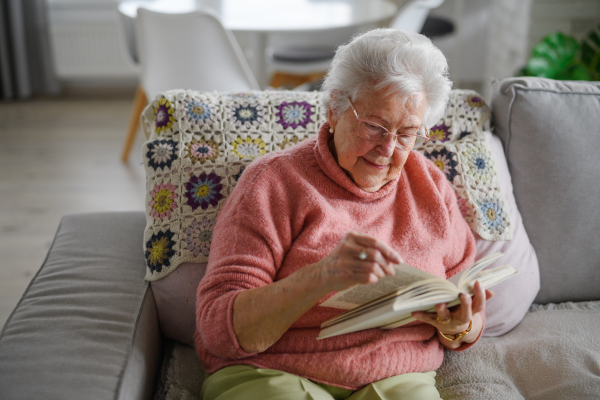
top-left (200, 365), bottom-right (442, 400)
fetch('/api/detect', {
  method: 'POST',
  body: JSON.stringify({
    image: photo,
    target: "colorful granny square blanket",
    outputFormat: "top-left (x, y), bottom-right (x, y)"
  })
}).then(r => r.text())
top-left (141, 89), bottom-right (511, 281)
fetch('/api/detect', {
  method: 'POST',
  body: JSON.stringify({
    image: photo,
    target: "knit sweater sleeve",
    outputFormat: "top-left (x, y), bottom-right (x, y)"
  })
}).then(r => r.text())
top-left (196, 155), bottom-right (295, 360)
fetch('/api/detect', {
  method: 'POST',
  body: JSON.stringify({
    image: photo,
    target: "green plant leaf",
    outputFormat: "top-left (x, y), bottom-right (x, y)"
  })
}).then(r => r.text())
top-left (523, 32), bottom-right (581, 79)
top-left (561, 64), bottom-right (591, 81)
top-left (580, 24), bottom-right (600, 80)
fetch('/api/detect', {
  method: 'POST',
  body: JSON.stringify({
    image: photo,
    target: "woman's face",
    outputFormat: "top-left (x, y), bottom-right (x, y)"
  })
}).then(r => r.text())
top-left (328, 89), bottom-right (427, 193)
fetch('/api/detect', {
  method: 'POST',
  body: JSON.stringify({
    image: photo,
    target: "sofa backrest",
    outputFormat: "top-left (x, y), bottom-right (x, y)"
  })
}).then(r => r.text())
top-left (491, 77), bottom-right (600, 304)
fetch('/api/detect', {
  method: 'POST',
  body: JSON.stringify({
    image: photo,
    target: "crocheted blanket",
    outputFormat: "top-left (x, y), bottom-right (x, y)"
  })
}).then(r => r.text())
top-left (141, 90), bottom-right (511, 281)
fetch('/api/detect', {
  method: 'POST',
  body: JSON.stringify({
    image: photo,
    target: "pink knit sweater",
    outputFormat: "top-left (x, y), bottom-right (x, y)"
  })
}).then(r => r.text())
top-left (195, 123), bottom-right (478, 390)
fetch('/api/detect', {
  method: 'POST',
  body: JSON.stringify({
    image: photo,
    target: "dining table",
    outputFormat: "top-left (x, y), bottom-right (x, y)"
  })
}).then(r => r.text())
top-left (118, 0), bottom-right (398, 88)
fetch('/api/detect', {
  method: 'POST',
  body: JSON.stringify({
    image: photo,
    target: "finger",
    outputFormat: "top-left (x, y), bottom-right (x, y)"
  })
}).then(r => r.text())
top-left (351, 244), bottom-right (369, 261)
top-left (351, 261), bottom-right (387, 281)
top-left (471, 281), bottom-right (486, 314)
top-left (353, 272), bottom-right (381, 285)
top-left (344, 265), bottom-right (385, 285)
top-left (366, 272), bottom-right (382, 284)
top-left (348, 231), bottom-right (402, 264)
top-left (436, 303), bottom-right (451, 324)
top-left (458, 293), bottom-right (473, 323)
top-left (411, 311), bottom-right (438, 326)
top-left (347, 240), bottom-right (396, 276)
top-left (338, 241), bottom-right (378, 267)
top-left (368, 248), bottom-right (397, 276)
top-left (349, 232), bottom-right (403, 264)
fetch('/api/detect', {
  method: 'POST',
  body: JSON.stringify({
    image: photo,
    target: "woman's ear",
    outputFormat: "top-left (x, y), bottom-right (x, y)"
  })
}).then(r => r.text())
top-left (327, 106), bottom-right (337, 132)
top-left (327, 89), bottom-right (341, 132)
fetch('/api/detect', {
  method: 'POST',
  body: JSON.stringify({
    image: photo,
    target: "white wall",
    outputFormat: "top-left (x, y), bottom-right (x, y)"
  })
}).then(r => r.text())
top-left (46, 0), bottom-right (138, 86)
top-left (429, 0), bottom-right (532, 101)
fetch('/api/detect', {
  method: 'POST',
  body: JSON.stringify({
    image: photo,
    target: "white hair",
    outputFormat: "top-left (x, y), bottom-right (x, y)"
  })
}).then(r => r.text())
top-left (321, 28), bottom-right (452, 129)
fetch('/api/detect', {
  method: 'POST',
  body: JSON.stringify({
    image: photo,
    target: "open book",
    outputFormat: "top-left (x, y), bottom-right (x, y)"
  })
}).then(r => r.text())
top-left (317, 253), bottom-right (517, 340)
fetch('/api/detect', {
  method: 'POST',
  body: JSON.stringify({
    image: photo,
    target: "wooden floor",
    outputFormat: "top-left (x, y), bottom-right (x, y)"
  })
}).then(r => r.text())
top-left (0, 92), bottom-right (146, 330)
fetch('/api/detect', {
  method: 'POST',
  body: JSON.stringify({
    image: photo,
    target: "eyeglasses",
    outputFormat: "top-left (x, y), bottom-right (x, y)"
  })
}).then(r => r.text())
top-left (347, 97), bottom-right (429, 149)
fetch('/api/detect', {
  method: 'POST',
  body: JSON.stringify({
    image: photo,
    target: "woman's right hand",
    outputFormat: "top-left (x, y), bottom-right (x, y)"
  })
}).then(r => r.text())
top-left (231, 231), bottom-right (402, 354)
top-left (316, 231), bottom-right (403, 292)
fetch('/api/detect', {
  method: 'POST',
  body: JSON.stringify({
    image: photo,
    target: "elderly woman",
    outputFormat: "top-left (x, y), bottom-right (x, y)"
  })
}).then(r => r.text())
top-left (196, 29), bottom-right (492, 400)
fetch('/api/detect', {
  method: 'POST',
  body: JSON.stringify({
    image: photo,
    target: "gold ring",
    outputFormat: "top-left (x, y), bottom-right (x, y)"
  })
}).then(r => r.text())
top-left (437, 316), bottom-right (451, 324)
top-left (358, 248), bottom-right (368, 260)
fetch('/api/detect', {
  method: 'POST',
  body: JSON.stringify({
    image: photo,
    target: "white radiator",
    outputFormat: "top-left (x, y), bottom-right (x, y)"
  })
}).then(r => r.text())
top-left (47, 1), bottom-right (137, 80)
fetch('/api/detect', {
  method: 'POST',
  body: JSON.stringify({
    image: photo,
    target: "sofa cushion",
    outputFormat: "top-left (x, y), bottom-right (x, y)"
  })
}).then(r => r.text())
top-left (491, 77), bottom-right (600, 304)
top-left (151, 262), bottom-right (207, 347)
top-left (0, 212), bottom-right (160, 400)
top-left (437, 301), bottom-right (600, 399)
top-left (154, 302), bottom-right (600, 399)
top-left (479, 132), bottom-right (539, 336)
top-left (153, 339), bottom-right (205, 400)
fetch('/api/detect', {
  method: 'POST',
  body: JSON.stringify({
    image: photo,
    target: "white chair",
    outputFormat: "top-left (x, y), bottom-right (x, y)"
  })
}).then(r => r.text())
top-left (266, 26), bottom-right (359, 88)
top-left (389, 0), bottom-right (445, 32)
top-left (121, 8), bottom-right (259, 163)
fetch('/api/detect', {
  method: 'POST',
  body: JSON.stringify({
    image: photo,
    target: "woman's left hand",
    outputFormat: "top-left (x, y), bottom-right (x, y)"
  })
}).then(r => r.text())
top-left (411, 281), bottom-right (493, 348)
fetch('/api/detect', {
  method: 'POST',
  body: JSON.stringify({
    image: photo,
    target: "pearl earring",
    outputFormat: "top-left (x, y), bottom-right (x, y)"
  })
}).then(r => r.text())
top-left (329, 128), bottom-right (334, 133)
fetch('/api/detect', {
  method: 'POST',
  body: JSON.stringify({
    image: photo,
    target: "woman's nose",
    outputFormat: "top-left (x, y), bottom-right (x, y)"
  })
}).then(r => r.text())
top-left (377, 135), bottom-right (396, 157)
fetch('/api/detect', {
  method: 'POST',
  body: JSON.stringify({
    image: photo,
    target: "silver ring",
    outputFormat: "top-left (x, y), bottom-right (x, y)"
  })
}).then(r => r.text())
top-left (358, 248), bottom-right (367, 260)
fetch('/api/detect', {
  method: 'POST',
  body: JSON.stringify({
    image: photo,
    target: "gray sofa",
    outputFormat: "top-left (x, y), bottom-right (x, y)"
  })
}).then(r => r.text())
top-left (1, 77), bottom-right (599, 399)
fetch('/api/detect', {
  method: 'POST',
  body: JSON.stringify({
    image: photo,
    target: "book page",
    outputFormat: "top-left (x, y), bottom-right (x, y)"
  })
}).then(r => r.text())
top-left (449, 252), bottom-right (503, 290)
top-left (380, 264), bottom-right (518, 330)
top-left (469, 264), bottom-right (518, 291)
top-left (319, 263), bottom-right (436, 310)
top-left (317, 283), bottom-right (459, 339)
top-left (321, 276), bottom-right (455, 327)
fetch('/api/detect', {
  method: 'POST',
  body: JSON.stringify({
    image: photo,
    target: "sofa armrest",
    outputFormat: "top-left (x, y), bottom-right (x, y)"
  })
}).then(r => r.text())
top-left (0, 212), bottom-right (162, 400)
